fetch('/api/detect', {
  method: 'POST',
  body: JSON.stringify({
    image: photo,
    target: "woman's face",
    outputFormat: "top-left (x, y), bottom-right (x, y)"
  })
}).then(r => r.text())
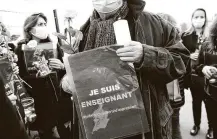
top-left (30, 17), bottom-right (49, 40)
top-left (192, 10), bottom-right (206, 29)
top-left (35, 17), bottom-right (47, 28)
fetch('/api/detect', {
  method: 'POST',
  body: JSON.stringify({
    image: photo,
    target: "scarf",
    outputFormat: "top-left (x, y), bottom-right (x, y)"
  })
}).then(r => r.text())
top-left (84, 2), bottom-right (129, 51)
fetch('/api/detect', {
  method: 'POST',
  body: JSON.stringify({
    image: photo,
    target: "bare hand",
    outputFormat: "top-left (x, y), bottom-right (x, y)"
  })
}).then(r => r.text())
top-left (61, 75), bottom-right (74, 94)
top-left (8, 94), bottom-right (17, 105)
top-left (116, 41), bottom-right (143, 64)
top-left (12, 63), bottom-right (19, 75)
top-left (49, 58), bottom-right (65, 70)
top-left (202, 66), bottom-right (217, 79)
top-left (190, 52), bottom-right (199, 61)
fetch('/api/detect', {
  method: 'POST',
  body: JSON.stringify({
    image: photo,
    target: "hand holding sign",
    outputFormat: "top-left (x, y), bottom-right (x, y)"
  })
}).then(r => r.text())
top-left (49, 58), bottom-right (65, 70)
top-left (63, 45), bottom-right (149, 139)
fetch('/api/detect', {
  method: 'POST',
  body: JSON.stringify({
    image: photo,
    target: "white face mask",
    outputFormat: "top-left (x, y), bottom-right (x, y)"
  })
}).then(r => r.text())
top-left (192, 18), bottom-right (205, 29)
top-left (92, 0), bottom-right (123, 14)
top-left (31, 26), bottom-right (49, 40)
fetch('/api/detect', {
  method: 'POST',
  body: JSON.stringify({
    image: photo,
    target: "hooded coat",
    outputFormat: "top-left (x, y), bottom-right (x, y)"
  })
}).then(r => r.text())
top-left (78, 0), bottom-right (190, 139)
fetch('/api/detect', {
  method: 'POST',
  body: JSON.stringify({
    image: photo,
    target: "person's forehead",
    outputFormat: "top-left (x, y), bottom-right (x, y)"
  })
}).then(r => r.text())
top-left (193, 11), bottom-right (205, 16)
top-left (37, 17), bottom-right (46, 23)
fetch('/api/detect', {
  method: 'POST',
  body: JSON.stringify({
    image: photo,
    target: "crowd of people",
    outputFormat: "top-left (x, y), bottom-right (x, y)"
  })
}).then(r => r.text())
top-left (0, 0), bottom-right (217, 139)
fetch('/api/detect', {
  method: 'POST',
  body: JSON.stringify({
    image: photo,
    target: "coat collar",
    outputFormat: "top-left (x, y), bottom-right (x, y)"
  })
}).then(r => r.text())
top-left (127, 0), bottom-right (146, 19)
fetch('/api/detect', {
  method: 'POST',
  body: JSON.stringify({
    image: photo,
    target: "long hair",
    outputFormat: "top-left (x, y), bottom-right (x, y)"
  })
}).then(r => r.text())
top-left (185, 8), bottom-right (208, 38)
top-left (209, 18), bottom-right (217, 50)
top-left (23, 13), bottom-right (51, 43)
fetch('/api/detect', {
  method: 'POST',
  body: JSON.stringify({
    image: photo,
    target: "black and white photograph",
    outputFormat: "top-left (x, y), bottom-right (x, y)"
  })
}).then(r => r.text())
top-left (0, 0), bottom-right (217, 139)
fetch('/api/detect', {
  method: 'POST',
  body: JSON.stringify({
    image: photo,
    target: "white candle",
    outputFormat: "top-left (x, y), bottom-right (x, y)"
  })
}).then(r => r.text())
top-left (113, 20), bottom-right (132, 45)
top-left (113, 20), bottom-right (134, 68)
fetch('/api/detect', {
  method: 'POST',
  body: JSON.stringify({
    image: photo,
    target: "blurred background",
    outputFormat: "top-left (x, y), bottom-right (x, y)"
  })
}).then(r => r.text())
top-left (1, 0), bottom-right (217, 39)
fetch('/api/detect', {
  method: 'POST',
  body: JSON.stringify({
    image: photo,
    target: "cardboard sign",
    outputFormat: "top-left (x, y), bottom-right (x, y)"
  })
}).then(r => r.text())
top-left (22, 42), bottom-right (57, 74)
top-left (64, 45), bottom-right (149, 139)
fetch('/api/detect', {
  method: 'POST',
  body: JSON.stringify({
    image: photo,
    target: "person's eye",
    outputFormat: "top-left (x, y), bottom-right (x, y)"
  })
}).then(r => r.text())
top-left (37, 23), bottom-right (46, 27)
top-left (37, 23), bottom-right (43, 26)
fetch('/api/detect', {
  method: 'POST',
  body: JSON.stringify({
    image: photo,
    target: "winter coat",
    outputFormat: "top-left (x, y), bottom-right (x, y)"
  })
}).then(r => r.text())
top-left (78, 0), bottom-right (189, 139)
top-left (181, 31), bottom-right (207, 88)
top-left (195, 42), bottom-right (217, 100)
top-left (15, 39), bottom-right (72, 131)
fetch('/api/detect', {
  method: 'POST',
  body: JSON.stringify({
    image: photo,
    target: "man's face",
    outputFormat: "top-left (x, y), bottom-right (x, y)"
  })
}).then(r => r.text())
top-left (92, 0), bottom-right (123, 14)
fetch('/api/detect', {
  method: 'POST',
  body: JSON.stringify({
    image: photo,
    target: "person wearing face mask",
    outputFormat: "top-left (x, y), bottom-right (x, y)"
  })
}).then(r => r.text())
top-left (181, 8), bottom-right (213, 138)
top-left (75, 0), bottom-right (190, 139)
top-left (15, 13), bottom-right (72, 139)
top-left (195, 17), bottom-right (217, 139)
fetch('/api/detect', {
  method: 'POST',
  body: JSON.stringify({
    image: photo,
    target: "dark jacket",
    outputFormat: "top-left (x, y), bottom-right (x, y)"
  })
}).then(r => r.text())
top-left (79, 0), bottom-right (189, 139)
top-left (195, 42), bottom-right (217, 97)
top-left (15, 39), bottom-right (72, 131)
top-left (181, 31), bottom-right (200, 53)
top-left (0, 78), bottom-right (30, 139)
top-left (181, 31), bottom-right (207, 88)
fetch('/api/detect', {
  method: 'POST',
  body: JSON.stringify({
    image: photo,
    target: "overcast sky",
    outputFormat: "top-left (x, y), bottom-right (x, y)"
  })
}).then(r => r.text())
top-left (1, 0), bottom-right (216, 35)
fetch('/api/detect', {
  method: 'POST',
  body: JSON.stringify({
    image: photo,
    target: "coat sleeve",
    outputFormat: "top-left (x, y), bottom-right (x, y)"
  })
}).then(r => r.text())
top-left (195, 42), bottom-right (210, 77)
top-left (135, 17), bottom-right (190, 84)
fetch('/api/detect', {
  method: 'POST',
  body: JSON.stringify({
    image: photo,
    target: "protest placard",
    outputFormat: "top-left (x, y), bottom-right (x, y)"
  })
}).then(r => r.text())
top-left (64, 45), bottom-right (149, 139)
top-left (22, 42), bottom-right (57, 74)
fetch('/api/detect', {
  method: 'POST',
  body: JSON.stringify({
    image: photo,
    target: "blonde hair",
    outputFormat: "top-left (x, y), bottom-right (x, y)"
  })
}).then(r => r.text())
top-left (185, 8), bottom-right (209, 39)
